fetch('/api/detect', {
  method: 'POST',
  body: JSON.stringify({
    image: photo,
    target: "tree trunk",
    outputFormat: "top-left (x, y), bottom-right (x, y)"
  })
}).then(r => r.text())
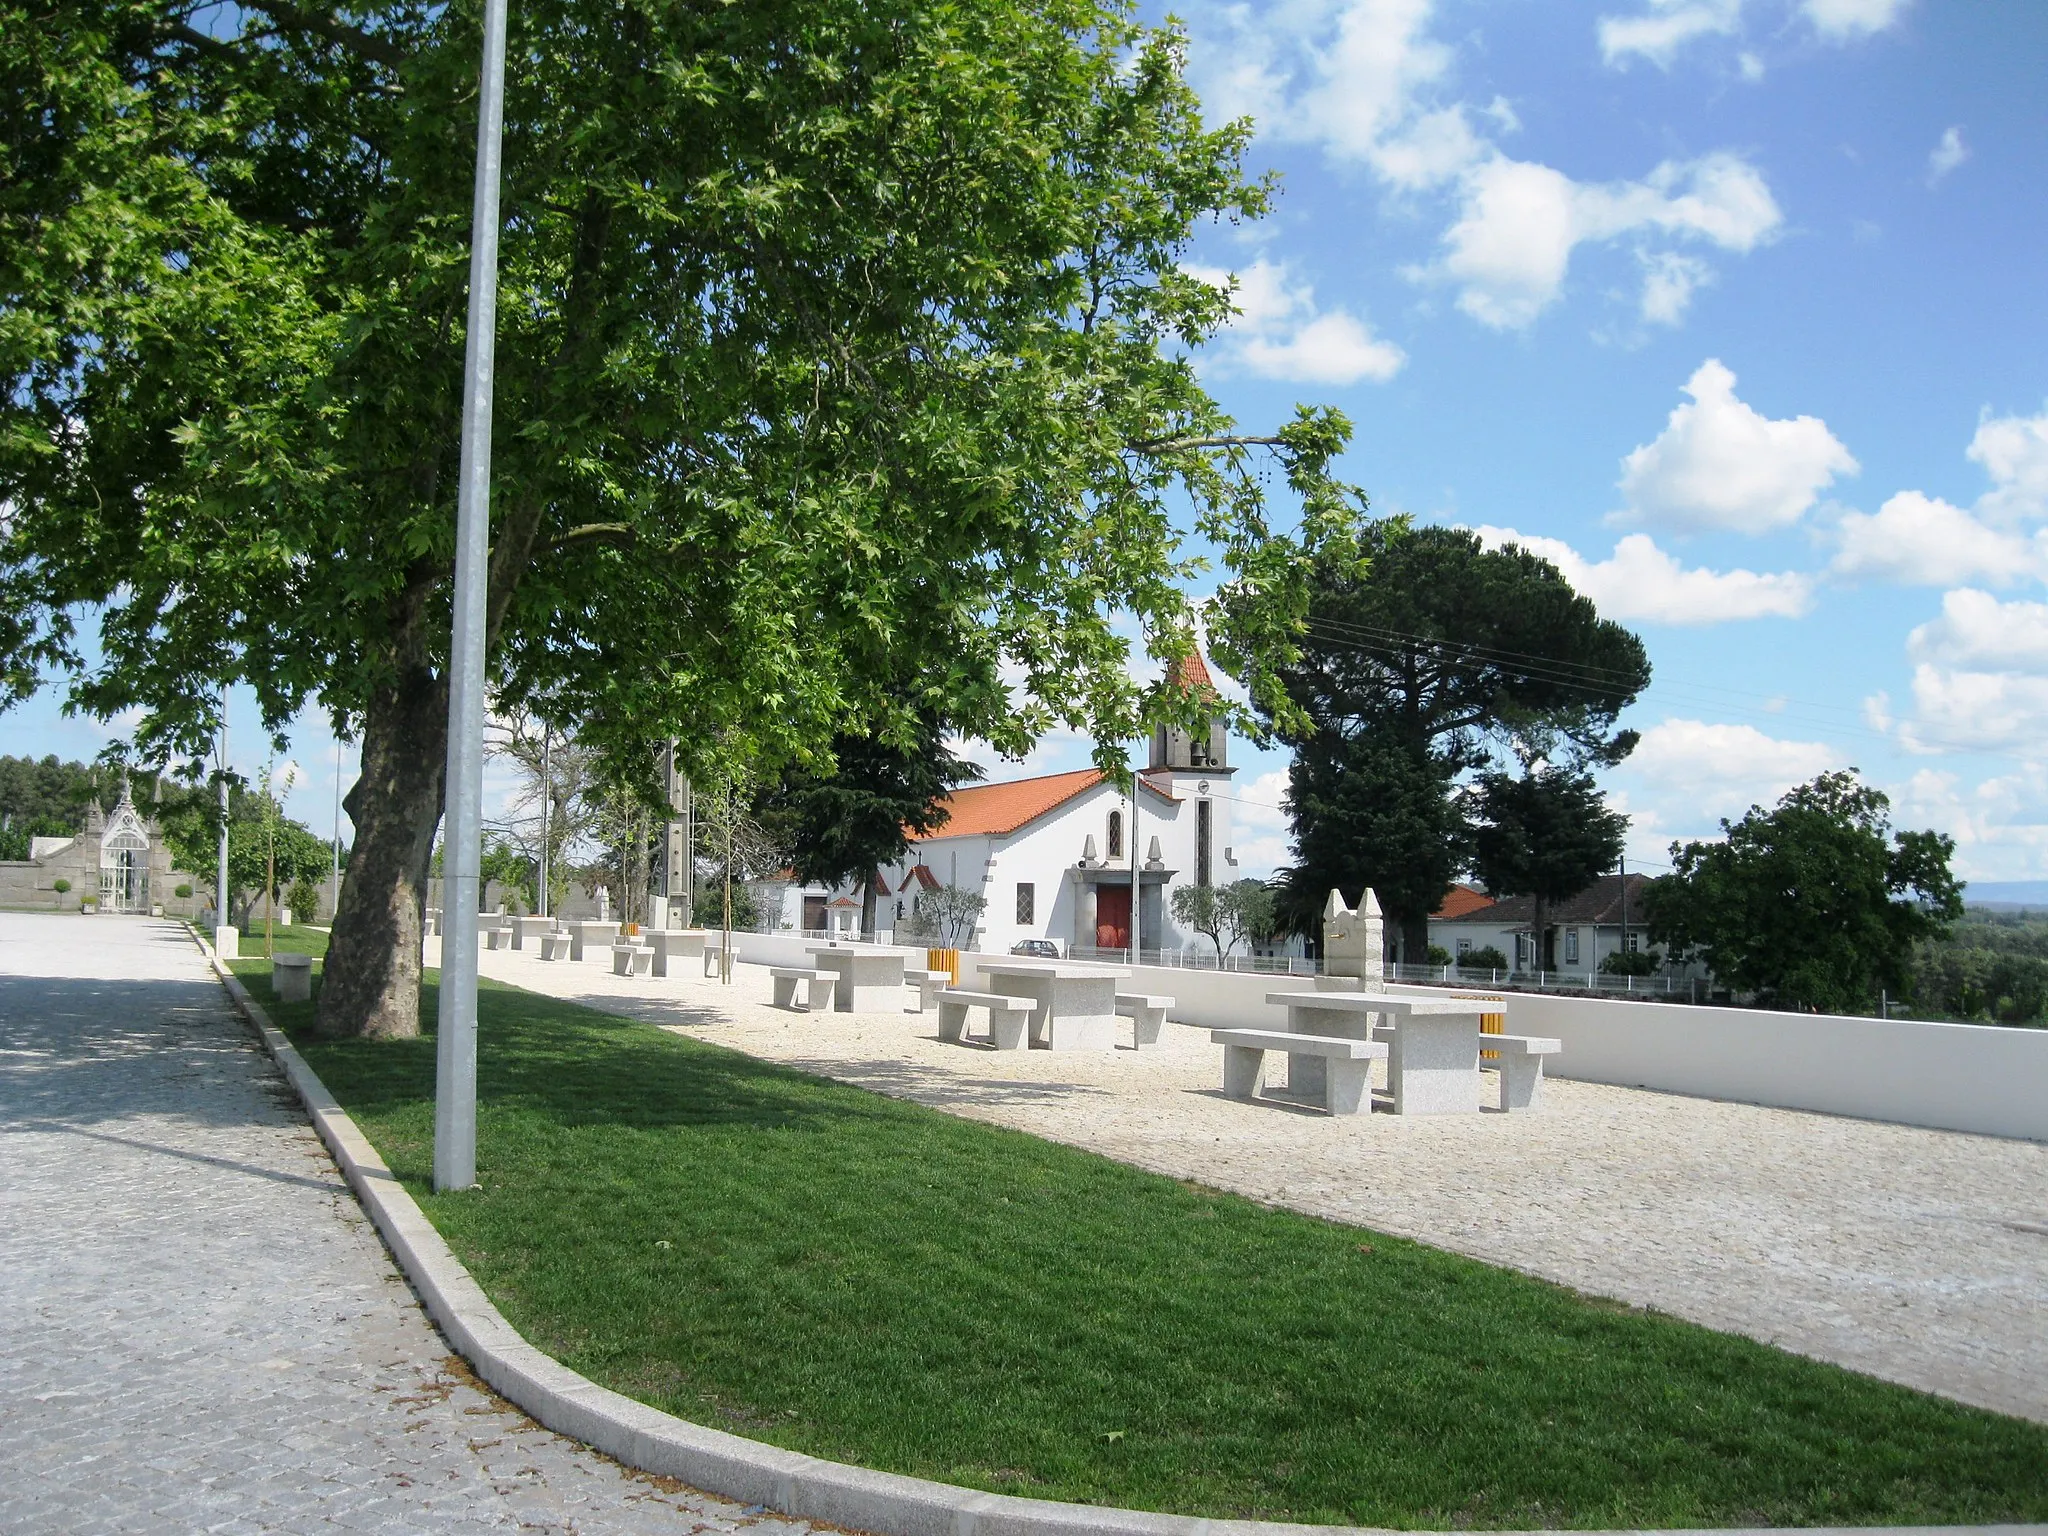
top-left (1399, 912), bottom-right (1428, 969)
top-left (316, 665), bottom-right (449, 1039)
top-left (861, 866), bottom-right (877, 937)
top-left (1532, 894), bottom-right (1550, 972)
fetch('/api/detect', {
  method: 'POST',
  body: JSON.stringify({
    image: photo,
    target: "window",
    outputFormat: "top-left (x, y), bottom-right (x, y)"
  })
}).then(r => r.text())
top-left (1016, 882), bottom-right (1035, 924)
top-left (1626, 931), bottom-right (1641, 953)
top-left (1106, 809), bottom-right (1123, 860)
top-left (1196, 800), bottom-right (1213, 887)
top-left (1456, 938), bottom-right (1471, 956)
top-left (1564, 928), bottom-right (1580, 965)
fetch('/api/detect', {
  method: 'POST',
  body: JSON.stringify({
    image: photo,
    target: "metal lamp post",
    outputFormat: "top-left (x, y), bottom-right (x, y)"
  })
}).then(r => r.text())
top-left (434, 0), bottom-right (511, 1194)
top-left (215, 691), bottom-right (232, 951)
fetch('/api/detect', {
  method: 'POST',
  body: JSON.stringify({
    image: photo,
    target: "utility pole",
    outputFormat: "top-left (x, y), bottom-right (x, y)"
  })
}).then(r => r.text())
top-left (538, 724), bottom-right (551, 920)
top-left (214, 691), bottom-right (232, 955)
top-left (1129, 780), bottom-right (1141, 965)
top-left (434, 0), bottom-right (510, 1195)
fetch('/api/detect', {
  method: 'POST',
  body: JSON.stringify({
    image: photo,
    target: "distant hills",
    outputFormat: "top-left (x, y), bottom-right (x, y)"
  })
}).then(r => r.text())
top-left (1963, 881), bottom-right (2048, 912)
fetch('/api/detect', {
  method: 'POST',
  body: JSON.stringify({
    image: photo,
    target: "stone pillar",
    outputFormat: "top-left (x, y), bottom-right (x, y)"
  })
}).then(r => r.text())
top-left (1320, 888), bottom-right (1385, 991)
top-left (1073, 876), bottom-right (1097, 954)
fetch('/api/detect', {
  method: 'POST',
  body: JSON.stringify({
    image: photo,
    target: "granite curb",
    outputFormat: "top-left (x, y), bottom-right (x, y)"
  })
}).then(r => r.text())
top-left (191, 927), bottom-right (2045, 1536)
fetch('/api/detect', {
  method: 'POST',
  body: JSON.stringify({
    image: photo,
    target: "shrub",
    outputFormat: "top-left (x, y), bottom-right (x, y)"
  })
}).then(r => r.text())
top-left (1457, 945), bottom-right (1508, 972)
top-left (286, 878), bottom-right (321, 922)
top-left (1425, 944), bottom-right (1453, 966)
top-left (52, 877), bottom-right (70, 894)
top-left (1601, 947), bottom-right (1662, 977)
top-left (174, 882), bottom-right (194, 899)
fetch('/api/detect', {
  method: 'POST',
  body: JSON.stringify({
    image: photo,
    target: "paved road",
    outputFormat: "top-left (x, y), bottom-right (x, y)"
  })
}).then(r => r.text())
top-left (0, 914), bottom-right (812, 1535)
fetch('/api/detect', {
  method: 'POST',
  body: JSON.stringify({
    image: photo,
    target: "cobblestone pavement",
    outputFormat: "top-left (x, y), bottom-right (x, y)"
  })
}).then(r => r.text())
top-left (467, 940), bottom-right (2048, 1426)
top-left (0, 914), bottom-right (821, 1535)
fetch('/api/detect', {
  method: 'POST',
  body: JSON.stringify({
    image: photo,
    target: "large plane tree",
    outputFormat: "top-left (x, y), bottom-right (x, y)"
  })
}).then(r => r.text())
top-left (2, 0), bottom-right (1365, 1037)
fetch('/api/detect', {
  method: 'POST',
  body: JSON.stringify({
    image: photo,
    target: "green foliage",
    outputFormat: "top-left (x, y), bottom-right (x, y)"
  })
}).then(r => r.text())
top-left (1907, 911), bottom-right (2048, 1025)
top-left (52, 877), bottom-right (70, 894)
top-left (1263, 524), bottom-right (1649, 956)
top-left (1600, 947), bottom-right (1662, 977)
top-left (757, 709), bottom-right (981, 932)
top-left (906, 883), bottom-right (986, 946)
top-left (1169, 881), bottom-right (1225, 953)
top-left (1425, 943), bottom-right (1453, 966)
top-left (286, 877), bottom-right (322, 922)
top-left (479, 838), bottom-right (535, 911)
top-left (1646, 771), bottom-right (1963, 1014)
top-left (266, 975), bottom-right (2048, 1527)
top-left (1469, 765), bottom-right (1628, 971)
top-left (1458, 944), bottom-right (1509, 972)
top-left (0, 0), bottom-right (1363, 846)
top-left (174, 881), bottom-right (193, 898)
top-left (1219, 877), bottom-right (1278, 953)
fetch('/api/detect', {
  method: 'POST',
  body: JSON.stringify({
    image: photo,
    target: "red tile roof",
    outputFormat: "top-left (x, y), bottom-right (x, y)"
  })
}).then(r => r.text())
top-left (899, 865), bottom-right (941, 893)
top-left (1168, 650), bottom-right (1216, 695)
top-left (1433, 883), bottom-right (1495, 920)
top-left (922, 768), bottom-right (1173, 839)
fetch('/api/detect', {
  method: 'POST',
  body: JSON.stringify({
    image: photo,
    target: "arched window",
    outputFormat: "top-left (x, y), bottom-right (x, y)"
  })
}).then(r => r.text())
top-left (1106, 809), bottom-right (1123, 861)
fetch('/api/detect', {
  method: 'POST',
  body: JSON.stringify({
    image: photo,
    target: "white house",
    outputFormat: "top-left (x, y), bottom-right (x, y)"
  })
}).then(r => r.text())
top-left (1428, 873), bottom-right (1659, 973)
top-left (771, 653), bottom-right (1240, 956)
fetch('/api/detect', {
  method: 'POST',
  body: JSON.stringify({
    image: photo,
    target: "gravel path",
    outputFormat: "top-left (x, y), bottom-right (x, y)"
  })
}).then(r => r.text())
top-left (469, 940), bottom-right (2048, 1426)
top-left (0, 915), bottom-right (820, 1535)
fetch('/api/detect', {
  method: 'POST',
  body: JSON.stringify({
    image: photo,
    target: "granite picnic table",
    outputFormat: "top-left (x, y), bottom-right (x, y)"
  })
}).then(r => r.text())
top-left (978, 957), bottom-right (1132, 1051)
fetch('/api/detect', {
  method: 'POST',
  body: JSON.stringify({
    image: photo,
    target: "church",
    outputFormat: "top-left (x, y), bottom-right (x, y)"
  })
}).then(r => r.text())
top-left (765, 654), bottom-right (1239, 956)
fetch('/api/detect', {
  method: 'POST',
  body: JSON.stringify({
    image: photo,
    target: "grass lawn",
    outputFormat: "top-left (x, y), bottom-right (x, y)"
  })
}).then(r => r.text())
top-left (231, 957), bottom-right (2048, 1529)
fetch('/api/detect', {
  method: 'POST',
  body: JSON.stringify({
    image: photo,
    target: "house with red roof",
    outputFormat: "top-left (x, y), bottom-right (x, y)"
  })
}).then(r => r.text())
top-left (764, 653), bottom-right (1240, 956)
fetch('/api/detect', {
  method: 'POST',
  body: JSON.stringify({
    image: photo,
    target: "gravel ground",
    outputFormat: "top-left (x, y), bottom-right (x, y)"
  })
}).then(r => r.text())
top-left (466, 939), bottom-right (2048, 1426)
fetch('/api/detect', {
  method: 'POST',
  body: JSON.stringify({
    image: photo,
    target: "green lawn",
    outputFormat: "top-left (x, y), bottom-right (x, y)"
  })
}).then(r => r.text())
top-left (233, 958), bottom-right (2048, 1529)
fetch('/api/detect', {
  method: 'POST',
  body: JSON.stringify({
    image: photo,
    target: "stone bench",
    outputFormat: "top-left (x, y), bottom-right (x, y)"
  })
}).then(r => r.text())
top-left (540, 932), bottom-right (573, 962)
top-left (1115, 992), bottom-right (1172, 1047)
top-left (938, 989), bottom-right (1035, 1051)
top-left (903, 967), bottom-right (948, 1013)
top-left (704, 943), bottom-right (738, 978)
top-left (483, 925), bottom-right (514, 950)
top-left (770, 966), bottom-right (836, 1012)
top-left (272, 952), bottom-right (314, 1004)
top-left (1212, 1027), bottom-right (1389, 1117)
top-left (611, 943), bottom-right (654, 978)
top-left (1479, 1033), bottom-right (1561, 1111)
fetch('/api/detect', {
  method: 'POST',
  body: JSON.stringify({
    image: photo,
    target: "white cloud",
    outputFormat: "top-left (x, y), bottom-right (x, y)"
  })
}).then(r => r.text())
top-left (1830, 492), bottom-right (2047, 587)
top-left (1890, 762), bottom-right (2048, 882)
top-left (1190, 0), bottom-right (1781, 331)
top-left (1889, 591), bottom-right (2048, 756)
top-left (1598, 0), bottom-right (1742, 69)
top-left (1802, 0), bottom-right (1909, 43)
top-left (1907, 589), bottom-right (2048, 674)
top-left (1966, 406), bottom-right (2048, 522)
top-left (1638, 251), bottom-right (1715, 325)
top-left (1472, 526), bottom-right (1814, 623)
top-left (1617, 718), bottom-right (1841, 822)
top-left (1189, 259), bottom-right (1406, 385)
top-left (1617, 359), bottom-right (1857, 533)
top-left (1926, 125), bottom-right (1969, 185)
top-left (1226, 768), bottom-right (1295, 879)
top-left (1902, 665), bottom-right (2048, 755)
top-left (1438, 154), bottom-right (1781, 330)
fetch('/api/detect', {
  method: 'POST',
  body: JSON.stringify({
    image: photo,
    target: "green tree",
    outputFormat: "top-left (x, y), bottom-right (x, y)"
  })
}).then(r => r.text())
top-left (1223, 878), bottom-right (1281, 954)
top-left (1258, 524), bottom-right (1650, 961)
top-left (1645, 771), bottom-right (1963, 1014)
top-left (3, 0), bottom-right (1364, 1040)
top-left (757, 710), bottom-right (981, 937)
top-left (1468, 764), bottom-right (1628, 972)
top-left (908, 884), bottom-right (987, 947)
top-left (1170, 882), bottom-right (1225, 955)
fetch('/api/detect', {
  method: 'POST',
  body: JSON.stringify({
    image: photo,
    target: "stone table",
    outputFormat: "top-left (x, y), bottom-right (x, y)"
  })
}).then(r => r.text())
top-left (806, 943), bottom-right (922, 1012)
top-left (980, 959), bottom-right (1130, 1050)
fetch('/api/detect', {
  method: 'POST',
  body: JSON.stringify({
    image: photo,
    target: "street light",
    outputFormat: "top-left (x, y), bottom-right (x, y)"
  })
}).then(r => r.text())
top-left (434, 0), bottom-right (511, 1194)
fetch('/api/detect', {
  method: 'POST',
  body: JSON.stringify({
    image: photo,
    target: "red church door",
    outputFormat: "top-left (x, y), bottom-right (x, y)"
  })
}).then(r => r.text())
top-left (1095, 884), bottom-right (1131, 951)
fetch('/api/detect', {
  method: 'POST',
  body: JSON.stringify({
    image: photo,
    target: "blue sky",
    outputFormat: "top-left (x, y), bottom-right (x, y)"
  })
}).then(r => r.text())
top-left (9, 0), bottom-right (2045, 891)
top-left (1079, 0), bottom-right (2048, 886)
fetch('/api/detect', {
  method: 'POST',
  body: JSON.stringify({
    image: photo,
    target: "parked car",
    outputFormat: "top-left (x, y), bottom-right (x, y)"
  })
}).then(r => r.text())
top-left (1010, 938), bottom-right (1061, 959)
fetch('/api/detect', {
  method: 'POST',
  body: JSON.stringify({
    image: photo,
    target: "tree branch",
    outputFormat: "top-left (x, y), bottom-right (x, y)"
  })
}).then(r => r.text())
top-left (542, 522), bottom-right (638, 555)
top-left (238, 0), bottom-right (406, 69)
top-left (1125, 432), bottom-right (1288, 455)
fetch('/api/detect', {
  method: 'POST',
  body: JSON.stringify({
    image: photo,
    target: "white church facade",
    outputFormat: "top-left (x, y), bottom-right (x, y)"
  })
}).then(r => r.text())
top-left (763, 655), bottom-right (1240, 956)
